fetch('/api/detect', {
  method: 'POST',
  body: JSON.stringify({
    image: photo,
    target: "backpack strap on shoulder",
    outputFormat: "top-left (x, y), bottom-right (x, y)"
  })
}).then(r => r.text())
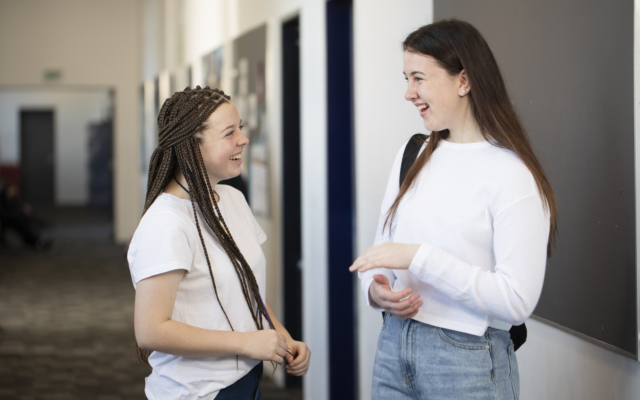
top-left (399, 134), bottom-right (428, 187)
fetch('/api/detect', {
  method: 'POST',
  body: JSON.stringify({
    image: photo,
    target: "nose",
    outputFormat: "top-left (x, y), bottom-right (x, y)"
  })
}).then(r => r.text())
top-left (405, 81), bottom-right (417, 102)
top-left (238, 129), bottom-right (249, 147)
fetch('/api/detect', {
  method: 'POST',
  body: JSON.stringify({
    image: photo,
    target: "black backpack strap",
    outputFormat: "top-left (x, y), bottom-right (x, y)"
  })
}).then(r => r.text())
top-left (399, 134), bottom-right (428, 187)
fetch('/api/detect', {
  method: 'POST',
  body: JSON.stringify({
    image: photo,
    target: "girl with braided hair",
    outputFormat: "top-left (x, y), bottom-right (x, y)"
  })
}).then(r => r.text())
top-left (128, 86), bottom-right (310, 400)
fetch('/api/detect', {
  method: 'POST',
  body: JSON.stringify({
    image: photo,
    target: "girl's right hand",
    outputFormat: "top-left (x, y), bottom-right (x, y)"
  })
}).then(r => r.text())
top-left (369, 274), bottom-right (423, 319)
top-left (242, 330), bottom-right (288, 363)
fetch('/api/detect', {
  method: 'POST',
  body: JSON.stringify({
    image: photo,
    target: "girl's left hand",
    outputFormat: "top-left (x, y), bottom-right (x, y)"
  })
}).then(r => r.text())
top-left (349, 242), bottom-right (421, 273)
top-left (285, 340), bottom-right (311, 376)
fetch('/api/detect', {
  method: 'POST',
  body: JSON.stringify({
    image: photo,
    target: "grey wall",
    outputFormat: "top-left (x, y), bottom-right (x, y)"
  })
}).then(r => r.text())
top-left (435, 0), bottom-right (636, 355)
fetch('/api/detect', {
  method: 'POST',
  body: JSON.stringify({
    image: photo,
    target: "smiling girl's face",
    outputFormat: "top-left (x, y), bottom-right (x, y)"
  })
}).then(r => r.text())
top-left (403, 51), bottom-right (469, 133)
top-left (196, 102), bottom-right (248, 185)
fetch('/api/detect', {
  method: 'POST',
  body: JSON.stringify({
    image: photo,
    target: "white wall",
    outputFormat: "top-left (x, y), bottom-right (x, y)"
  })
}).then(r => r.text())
top-left (353, 2), bottom-right (433, 399)
top-left (518, 319), bottom-right (640, 399)
top-left (0, 0), bottom-right (142, 242)
top-left (0, 89), bottom-right (110, 205)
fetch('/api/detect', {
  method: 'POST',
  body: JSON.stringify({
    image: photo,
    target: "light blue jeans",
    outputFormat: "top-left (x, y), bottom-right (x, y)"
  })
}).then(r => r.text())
top-left (372, 314), bottom-right (519, 400)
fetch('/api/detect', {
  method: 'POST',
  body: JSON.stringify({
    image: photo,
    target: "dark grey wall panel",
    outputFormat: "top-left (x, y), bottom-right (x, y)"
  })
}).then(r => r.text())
top-left (434, 0), bottom-right (636, 356)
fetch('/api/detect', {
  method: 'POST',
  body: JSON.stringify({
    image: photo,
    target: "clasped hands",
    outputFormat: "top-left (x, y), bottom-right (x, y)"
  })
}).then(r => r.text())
top-left (349, 242), bottom-right (423, 319)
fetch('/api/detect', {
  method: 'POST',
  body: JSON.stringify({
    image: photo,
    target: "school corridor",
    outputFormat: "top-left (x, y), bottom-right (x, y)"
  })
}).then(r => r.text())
top-left (0, 207), bottom-right (301, 400)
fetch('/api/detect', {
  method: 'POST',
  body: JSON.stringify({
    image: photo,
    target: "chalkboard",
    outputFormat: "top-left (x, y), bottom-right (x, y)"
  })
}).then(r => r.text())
top-left (434, 0), bottom-right (637, 357)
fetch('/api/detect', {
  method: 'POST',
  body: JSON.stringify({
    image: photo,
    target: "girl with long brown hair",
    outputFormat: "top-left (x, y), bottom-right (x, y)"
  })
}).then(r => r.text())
top-left (350, 20), bottom-right (557, 399)
top-left (128, 86), bottom-right (310, 400)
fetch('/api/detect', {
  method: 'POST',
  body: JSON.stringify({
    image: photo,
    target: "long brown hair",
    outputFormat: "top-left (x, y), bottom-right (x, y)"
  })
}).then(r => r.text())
top-left (385, 19), bottom-right (558, 256)
top-left (134, 86), bottom-right (269, 364)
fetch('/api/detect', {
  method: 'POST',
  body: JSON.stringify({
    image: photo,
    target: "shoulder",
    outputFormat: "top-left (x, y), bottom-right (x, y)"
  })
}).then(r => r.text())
top-left (481, 146), bottom-right (540, 208)
top-left (216, 184), bottom-right (255, 220)
top-left (393, 135), bottom-right (427, 166)
top-left (128, 195), bottom-right (198, 286)
top-left (484, 146), bottom-right (534, 182)
top-left (216, 184), bottom-right (267, 244)
top-left (134, 194), bottom-right (194, 238)
top-left (216, 184), bottom-right (250, 212)
top-left (216, 184), bottom-right (245, 201)
top-left (145, 193), bottom-right (193, 220)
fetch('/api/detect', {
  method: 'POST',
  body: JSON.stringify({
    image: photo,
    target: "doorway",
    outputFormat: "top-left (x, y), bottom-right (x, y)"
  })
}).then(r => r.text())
top-left (282, 15), bottom-right (302, 390)
top-left (0, 88), bottom-right (115, 245)
top-left (20, 110), bottom-right (55, 206)
top-left (327, 0), bottom-right (355, 398)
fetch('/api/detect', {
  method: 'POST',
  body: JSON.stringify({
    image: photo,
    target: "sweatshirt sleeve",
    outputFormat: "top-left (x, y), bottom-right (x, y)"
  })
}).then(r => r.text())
top-left (358, 142), bottom-right (409, 311)
top-left (408, 193), bottom-right (550, 325)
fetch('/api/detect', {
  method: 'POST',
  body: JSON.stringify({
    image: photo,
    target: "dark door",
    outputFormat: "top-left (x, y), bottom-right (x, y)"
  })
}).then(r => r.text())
top-left (327, 1), bottom-right (355, 398)
top-left (282, 15), bottom-right (302, 390)
top-left (20, 110), bottom-right (55, 206)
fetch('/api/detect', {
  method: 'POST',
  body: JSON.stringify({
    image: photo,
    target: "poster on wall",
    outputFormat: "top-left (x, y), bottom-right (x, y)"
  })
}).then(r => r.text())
top-left (232, 24), bottom-right (269, 217)
top-left (174, 65), bottom-right (191, 92)
top-left (202, 46), bottom-right (224, 91)
top-left (139, 79), bottom-right (158, 209)
top-left (141, 79), bottom-right (157, 174)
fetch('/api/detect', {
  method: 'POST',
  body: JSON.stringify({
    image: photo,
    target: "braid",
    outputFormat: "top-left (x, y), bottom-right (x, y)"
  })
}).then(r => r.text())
top-left (185, 137), bottom-right (265, 330)
top-left (134, 86), bottom-right (270, 365)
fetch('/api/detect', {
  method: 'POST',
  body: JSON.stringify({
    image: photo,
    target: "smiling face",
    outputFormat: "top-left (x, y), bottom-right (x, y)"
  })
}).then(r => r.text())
top-left (195, 102), bottom-right (248, 185)
top-left (403, 51), bottom-right (469, 132)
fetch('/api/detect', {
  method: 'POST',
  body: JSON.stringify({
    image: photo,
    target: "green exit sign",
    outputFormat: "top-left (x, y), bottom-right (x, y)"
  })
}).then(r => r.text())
top-left (43, 69), bottom-right (62, 81)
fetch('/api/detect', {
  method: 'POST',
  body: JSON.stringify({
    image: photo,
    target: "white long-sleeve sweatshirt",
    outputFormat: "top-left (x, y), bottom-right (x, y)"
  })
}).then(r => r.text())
top-left (360, 139), bottom-right (550, 336)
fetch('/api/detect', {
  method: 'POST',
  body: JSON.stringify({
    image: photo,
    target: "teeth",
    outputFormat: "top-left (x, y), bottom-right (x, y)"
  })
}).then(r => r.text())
top-left (417, 104), bottom-right (428, 110)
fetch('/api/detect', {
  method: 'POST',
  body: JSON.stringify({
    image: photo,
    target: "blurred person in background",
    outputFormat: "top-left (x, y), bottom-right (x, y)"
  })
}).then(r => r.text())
top-left (350, 20), bottom-right (557, 400)
top-left (128, 86), bottom-right (310, 400)
top-left (0, 175), bottom-right (51, 250)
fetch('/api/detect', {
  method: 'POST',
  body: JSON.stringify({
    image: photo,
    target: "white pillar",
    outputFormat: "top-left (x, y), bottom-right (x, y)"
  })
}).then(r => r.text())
top-left (301, 1), bottom-right (329, 399)
top-left (353, 2), bottom-right (433, 399)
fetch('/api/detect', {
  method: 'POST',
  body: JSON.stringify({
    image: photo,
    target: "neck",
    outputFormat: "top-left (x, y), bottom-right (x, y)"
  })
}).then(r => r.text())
top-left (445, 104), bottom-right (485, 144)
top-left (164, 169), bottom-right (219, 202)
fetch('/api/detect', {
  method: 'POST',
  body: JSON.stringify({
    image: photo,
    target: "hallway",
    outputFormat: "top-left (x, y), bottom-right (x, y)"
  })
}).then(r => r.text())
top-left (0, 208), bottom-right (301, 399)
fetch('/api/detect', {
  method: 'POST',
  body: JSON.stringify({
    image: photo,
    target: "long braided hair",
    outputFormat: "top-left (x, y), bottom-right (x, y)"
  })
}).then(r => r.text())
top-left (134, 86), bottom-right (270, 364)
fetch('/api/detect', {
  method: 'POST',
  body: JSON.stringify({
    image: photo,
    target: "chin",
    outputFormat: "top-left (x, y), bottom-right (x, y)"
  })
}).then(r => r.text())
top-left (226, 170), bottom-right (243, 180)
top-left (423, 120), bottom-right (446, 133)
top-left (423, 122), bottom-right (438, 131)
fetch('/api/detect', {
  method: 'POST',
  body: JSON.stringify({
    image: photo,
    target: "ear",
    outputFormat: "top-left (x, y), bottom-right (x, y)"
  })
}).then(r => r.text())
top-left (458, 69), bottom-right (471, 96)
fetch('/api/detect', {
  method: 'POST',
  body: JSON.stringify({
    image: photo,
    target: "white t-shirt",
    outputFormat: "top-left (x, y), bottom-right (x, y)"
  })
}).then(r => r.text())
top-left (128, 185), bottom-right (267, 400)
top-left (360, 139), bottom-right (551, 336)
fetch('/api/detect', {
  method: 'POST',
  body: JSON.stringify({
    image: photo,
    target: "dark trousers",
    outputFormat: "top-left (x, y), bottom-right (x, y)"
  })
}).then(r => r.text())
top-left (146, 362), bottom-right (263, 400)
top-left (217, 362), bottom-right (263, 400)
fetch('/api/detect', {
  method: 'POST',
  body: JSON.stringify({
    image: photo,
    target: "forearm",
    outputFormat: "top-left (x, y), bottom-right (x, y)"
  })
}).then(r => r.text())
top-left (409, 243), bottom-right (545, 324)
top-left (265, 301), bottom-right (293, 342)
top-left (408, 196), bottom-right (549, 324)
top-left (136, 319), bottom-right (248, 358)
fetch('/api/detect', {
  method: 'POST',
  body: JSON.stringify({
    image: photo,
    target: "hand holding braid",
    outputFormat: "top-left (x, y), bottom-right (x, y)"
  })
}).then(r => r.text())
top-left (136, 86), bottom-right (270, 365)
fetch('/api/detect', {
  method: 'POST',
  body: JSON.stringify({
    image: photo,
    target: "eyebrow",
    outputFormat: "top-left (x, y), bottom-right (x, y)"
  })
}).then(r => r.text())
top-left (221, 119), bottom-right (243, 134)
top-left (403, 71), bottom-right (425, 76)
